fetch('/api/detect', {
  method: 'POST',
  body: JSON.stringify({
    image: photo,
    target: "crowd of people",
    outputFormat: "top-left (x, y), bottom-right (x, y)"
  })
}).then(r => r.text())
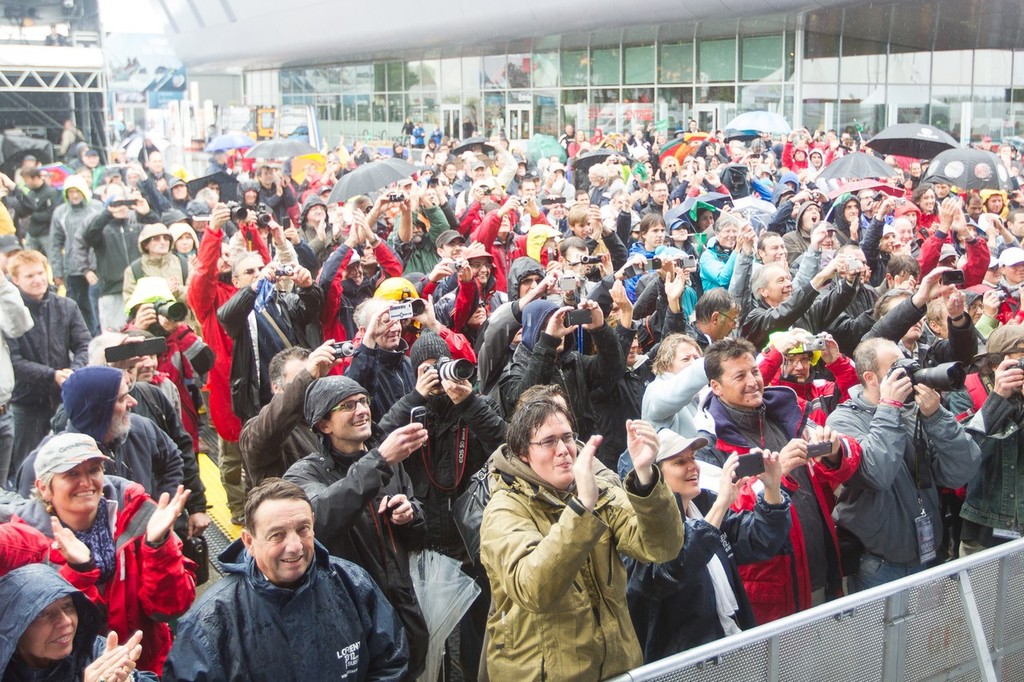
top-left (0, 118), bottom-right (1022, 681)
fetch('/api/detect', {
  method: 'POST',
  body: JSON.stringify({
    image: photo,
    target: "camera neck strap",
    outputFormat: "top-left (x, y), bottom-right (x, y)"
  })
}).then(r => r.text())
top-left (908, 414), bottom-right (934, 490)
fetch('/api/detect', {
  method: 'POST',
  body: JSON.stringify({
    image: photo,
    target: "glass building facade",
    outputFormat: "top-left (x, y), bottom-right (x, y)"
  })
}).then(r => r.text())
top-left (253, 0), bottom-right (1024, 143)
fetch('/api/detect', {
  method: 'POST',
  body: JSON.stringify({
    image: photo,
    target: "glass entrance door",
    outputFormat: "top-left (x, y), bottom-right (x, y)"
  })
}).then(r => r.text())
top-left (441, 105), bottom-right (461, 141)
top-left (507, 103), bottom-right (531, 141)
top-left (692, 104), bottom-right (719, 134)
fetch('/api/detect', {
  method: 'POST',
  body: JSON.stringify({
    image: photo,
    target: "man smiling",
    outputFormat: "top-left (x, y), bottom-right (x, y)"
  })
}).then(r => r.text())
top-left (165, 478), bottom-right (409, 681)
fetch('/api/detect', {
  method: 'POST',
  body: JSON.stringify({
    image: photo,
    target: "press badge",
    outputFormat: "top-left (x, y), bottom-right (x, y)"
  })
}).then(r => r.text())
top-left (916, 505), bottom-right (936, 564)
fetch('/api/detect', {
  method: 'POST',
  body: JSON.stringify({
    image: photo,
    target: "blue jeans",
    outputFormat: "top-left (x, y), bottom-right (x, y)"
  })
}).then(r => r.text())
top-left (848, 553), bottom-right (925, 593)
top-left (10, 403), bottom-right (53, 487)
top-left (0, 411), bottom-right (13, 489)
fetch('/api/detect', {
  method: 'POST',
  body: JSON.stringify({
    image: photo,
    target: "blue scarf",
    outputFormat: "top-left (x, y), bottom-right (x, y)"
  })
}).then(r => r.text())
top-left (72, 500), bottom-right (116, 584)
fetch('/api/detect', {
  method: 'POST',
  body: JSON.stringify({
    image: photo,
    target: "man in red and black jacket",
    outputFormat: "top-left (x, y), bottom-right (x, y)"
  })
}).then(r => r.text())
top-left (696, 337), bottom-right (861, 625)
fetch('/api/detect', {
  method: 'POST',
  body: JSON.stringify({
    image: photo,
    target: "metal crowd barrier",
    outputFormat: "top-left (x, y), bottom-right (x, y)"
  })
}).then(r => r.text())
top-left (609, 538), bottom-right (1024, 682)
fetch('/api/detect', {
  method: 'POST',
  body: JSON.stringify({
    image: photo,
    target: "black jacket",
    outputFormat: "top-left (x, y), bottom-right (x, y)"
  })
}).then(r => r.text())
top-left (591, 324), bottom-right (652, 469)
top-left (379, 390), bottom-right (507, 558)
top-left (164, 540), bottom-right (408, 681)
top-left (217, 283), bottom-right (324, 422)
top-left (864, 295), bottom-right (978, 367)
top-left (8, 183), bottom-right (60, 237)
top-left (499, 323), bottom-right (626, 440)
top-left (284, 438), bottom-right (428, 679)
top-left (6, 289), bottom-right (89, 409)
top-left (741, 278), bottom-right (859, 349)
top-left (80, 208), bottom-right (159, 294)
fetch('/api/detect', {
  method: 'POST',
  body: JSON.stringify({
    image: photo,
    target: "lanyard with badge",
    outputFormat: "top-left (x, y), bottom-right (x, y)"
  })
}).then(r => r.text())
top-left (912, 418), bottom-right (937, 564)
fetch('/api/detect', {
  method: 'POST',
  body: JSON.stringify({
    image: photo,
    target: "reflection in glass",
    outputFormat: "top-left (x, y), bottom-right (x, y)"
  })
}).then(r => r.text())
top-left (592, 48), bottom-right (621, 86)
top-left (507, 54), bottom-right (531, 88)
top-left (533, 52), bottom-right (559, 88)
top-left (659, 43), bottom-right (693, 84)
top-left (741, 35), bottom-right (783, 82)
top-left (625, 46), bottom-right (655, 85)
top-left (562, 50), bottom-right (588, 87)
top-left (699, 38), bottom-right (736, 83)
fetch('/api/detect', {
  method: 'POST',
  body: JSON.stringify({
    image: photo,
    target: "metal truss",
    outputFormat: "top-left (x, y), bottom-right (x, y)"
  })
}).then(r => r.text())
top-left (0, 68), bottom-right (104, 92)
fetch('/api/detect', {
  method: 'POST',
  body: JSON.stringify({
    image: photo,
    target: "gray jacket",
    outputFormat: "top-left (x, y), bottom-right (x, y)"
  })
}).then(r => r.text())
top-left (50, 199), bottom-right (103, 278)
top-left (0, 277), bottom-right (33, 405)
top-left (826, 385), bottom-right (981, 564)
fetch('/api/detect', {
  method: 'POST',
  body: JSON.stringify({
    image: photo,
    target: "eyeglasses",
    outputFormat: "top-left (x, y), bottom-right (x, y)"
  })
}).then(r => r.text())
top-left (719, 311), bottom-right (738, 325)
top-left (330, 396), bottom-right (369, 413)
top-left (529, 432), bottom-right (577, 450)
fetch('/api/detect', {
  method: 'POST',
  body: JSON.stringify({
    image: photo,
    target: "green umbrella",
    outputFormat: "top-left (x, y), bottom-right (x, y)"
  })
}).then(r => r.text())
top-left (526, 134), bottom-right (567, 164)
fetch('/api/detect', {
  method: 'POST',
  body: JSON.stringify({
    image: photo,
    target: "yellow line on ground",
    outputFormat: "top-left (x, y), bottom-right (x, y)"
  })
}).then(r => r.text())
top-left (198, 452), bottom-right (241, 541)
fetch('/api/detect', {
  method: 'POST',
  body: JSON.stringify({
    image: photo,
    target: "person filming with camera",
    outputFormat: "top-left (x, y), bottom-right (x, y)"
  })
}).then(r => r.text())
top-left (826, 337), bottom-right (981, 591)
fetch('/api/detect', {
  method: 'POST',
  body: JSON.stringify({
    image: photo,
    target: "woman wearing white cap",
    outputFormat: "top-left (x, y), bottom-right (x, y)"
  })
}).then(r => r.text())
top-left (2, 432), bottom-right (195, 677)
top-left (625, 430), bottom-right (792, 662)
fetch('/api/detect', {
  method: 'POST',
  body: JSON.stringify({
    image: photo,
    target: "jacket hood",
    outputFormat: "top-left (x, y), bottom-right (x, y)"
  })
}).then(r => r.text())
top-left (525, 224), bottom-right (561, 262)
top-left (0, 564), bottom-right (100, 672)
top-left (507, 257), bottom-right (545, 303)
top-left (62, 367), bottom-right (122, 442)
top-left (300, 195), bottom-right (327, 226)
top-left (794, 202), bottom-right (821, 234)
top-left (490, 443), bottom-right (572, 503)
top-left (520, 299), bottom-right (560, 352)
top-left (237, 180), bottom-right (260, 202)
top-left (62, 175), bottom-right (92, 203)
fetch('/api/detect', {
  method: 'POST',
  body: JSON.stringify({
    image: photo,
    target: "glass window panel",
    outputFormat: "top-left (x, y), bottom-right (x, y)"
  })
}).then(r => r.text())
top-left (440, 58), bottom-right (460, 92)
top-left (534, 91), bottom-right (559, 137)
top-left (405, 61), bottom-right (422, 90)
top-left (461, 57), bottom-right (481, 90)
top-left (374, 64), bottom-right (386, 92)
top-left (356, 94), bottom-right (370, 123)
top-left (625, 46), bottom-right (655, 85)
top-left (353, 65), bottom-right (373, 91)
top-left (840, 53), bottom-right (885, 84)
top-left (785, 31), bottom-right (796, 81)
top-left (699, 38), bottom-right (736, 83)
top-left (972, 99), bottom-right (1011, 142)
top-left (507, 54), bottom-right (531, 88)
top-left (741, 35), bottom-right (783, 82)
top-left (280, 68), bottom-right (294, 94)
top-left (841, 5), bottom-right (889, 56)
top-left (659, 43), bottom-right (693, 84)
top-left (372, 96), bottom-right (386, 123)
top-left (561, 89), bottom-right (587, 130)
top-left (388, 95), bottom-right (404, 124)
top-left (656, 87), bottom-right (693, 133)
top-left (386, 62), bottom-right (404, 91)
top-left (974, 50), bottom-right (1012, 87)
top-left (342, 94), bottom-right (356, 121)
top-left (483, 92), bottom-right (505, 137)
top-left (837, 84), bottom-right (884, 138)
top-left (739, 83), bottom-right (782, 112)
top-left (590, 89), bottom-right (620, 134)
top-left (888, 52), bottom-right (931, 85)
top-left (533, 52), bottom-right (558, 88)
top-left (418, 60), bottom-right (439, 89)
top-left (562, 50), bottom-right (588, 87)
top-left (697, 85), bottom-right (735, 104)
top-left (483, 55), bottom-right (507, 89)
top-left (1014, 52), bottom-right (1024, 87)
top-left (888, 3), bottom-right (934, 53)
top-left (592, 48), bottom-right (621, 86)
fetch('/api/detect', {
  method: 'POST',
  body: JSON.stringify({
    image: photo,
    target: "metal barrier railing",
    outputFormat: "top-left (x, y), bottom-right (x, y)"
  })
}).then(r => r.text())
top-left (609, 538), bottom-right (1024, 682)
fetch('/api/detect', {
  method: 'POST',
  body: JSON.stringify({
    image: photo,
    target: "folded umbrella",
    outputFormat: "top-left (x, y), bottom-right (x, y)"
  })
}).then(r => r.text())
top-left (864, 123), bottom-right (958, 160)
top-left (327, 158), bottom-right (418, 203)
top-left (410, 550), bottom-right (481, 682)
top-left (816, 152), bottom-right (901, 184)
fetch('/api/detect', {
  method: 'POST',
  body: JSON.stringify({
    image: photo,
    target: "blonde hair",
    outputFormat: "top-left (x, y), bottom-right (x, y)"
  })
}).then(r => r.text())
top-left (652, 334), bottom-right (701, 376)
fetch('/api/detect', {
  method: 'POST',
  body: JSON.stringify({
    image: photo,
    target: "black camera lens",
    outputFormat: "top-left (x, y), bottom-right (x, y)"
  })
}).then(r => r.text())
top-left (256, 213), bottom-right (272, 227)
top-left (410, 299), bottom-right (426, 316)
top-left (154, 300), bottom-right (188, 322)
top-left (889, 358), bottom-right (965, 391)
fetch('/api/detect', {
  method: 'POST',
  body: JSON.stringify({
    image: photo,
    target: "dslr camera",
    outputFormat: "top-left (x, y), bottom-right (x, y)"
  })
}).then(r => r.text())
top-left (887, 358), bottom-right (966, 391)
top-left (154, 299), bottom-right (187, 322)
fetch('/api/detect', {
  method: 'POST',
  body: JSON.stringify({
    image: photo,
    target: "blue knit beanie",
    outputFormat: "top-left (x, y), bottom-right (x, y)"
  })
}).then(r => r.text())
top-left (62, 367), bottom-right (123, 441)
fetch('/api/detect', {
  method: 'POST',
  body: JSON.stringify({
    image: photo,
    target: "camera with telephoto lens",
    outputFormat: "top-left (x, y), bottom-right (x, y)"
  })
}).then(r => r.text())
top-left (154, 299), bottom-right (187, 322)
top-left (332, 341), bottom-right (356, 359)
top-left (887, 358), bottom-right (966, 391)
top-left (435, 356), bottom-right (475, 382)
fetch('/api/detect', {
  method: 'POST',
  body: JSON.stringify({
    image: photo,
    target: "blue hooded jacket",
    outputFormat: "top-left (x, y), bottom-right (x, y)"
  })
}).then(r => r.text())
top-left (163, 538), bottom-right (409, 682)
top-left (0, 564), bottom-right (159, 681)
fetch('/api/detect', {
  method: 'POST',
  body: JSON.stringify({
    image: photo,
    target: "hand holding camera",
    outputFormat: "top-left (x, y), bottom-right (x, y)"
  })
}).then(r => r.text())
top-left (994, 357), bottom-right (1024, 399)
top-left (378, 424), bottom-right (430, 466)
top-left (415, 362), bottom-right (441, 398)
top-left (309, 341), bottom-right (345, 376)
top-left (879, 365), bottom-right (915, 405)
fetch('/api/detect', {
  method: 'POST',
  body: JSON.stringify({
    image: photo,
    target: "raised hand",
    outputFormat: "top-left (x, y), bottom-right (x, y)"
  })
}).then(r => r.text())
top-left (146, 485), bottom-right (191, 545)
top-left (572, 435), bottom-right (601, 511)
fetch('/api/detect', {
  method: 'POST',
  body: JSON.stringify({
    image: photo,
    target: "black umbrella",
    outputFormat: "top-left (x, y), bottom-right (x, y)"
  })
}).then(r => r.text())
top-left (244, 138), bottom-right (318, 160)
top-left (815, 152), bottom-right (901, 183)
top-left (864, 123), bottom-right (958, 160)
top-left (0, 134), bottom-right (54, 176)
top-left (569, 149), bottom-right (633, 174)
top-left (451, 136), bottom-right (495, 156)
top-left (187, 171), bottom-right (238, 204)
top-left (925, 148), bottom-right (1010, 191)
top-left (327, 158), bottom-right (418, 203)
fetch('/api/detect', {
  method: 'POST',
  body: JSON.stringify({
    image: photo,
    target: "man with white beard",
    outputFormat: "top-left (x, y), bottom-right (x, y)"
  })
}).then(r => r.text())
top-left (14, 365), bottom-right (184, 501)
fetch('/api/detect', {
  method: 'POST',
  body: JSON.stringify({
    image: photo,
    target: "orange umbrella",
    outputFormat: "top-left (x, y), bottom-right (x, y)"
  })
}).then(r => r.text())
top-left (659, 132), bottom-right (711, 165)
top-left (290, 153), bottom-right (326, 185)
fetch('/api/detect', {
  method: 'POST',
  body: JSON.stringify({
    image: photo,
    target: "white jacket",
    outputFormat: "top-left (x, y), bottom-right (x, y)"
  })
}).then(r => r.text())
top-left (0, 276), bottom-right (33, 405)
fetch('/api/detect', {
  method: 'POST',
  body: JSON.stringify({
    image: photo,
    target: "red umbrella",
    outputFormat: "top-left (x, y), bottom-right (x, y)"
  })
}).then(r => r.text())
top-left (658, 133), bottom-right (711, 165)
